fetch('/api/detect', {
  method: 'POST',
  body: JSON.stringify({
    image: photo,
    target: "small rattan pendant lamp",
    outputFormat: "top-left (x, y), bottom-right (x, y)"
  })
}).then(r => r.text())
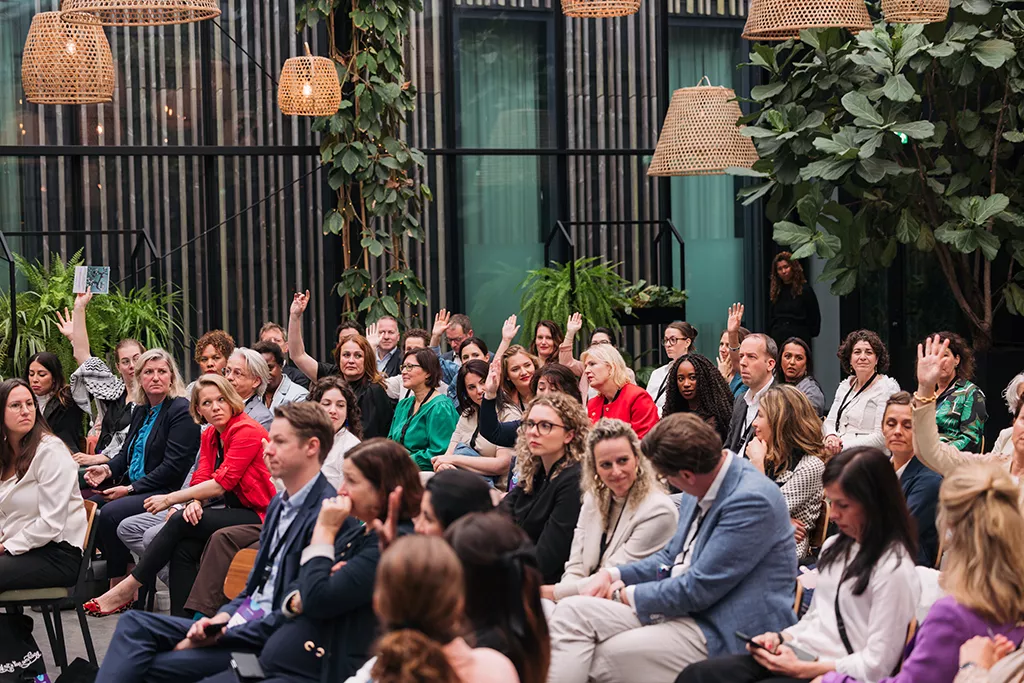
top-left (278, 43), bottom-right (342, 117)
top-left (561, 0), bottom-right (641, 17)
top-left (742, 0), bottom-right (872, 41)
top-left (647, 77), bottom-right (758, 177)
top-left (60, 0), bottom-right (220, 27)
top-left (881, 0), bottom-right (948, 24)
top-left (22, 11), bottom-right (114, 105)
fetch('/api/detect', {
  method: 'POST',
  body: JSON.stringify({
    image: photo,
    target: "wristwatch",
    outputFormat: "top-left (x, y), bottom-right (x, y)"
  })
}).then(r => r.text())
top-left (126, 484), bottom-right (135, 495)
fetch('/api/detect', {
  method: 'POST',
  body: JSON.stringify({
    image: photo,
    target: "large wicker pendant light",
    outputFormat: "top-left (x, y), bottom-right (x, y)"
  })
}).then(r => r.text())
top-left (22, 11), bottom-right (114, 105)
top-left (278, 43), bottom-right (342, 117)
top-left (881, 0), bottom-right (948, 24)
top-left (561, 0), bottom-right (641, 17)
top-left (742, 0), bottom-right (872, 41)
top-left (60, 0), bottom-right (220, 27)
top-left (648, 78), bottom-right (758, 177)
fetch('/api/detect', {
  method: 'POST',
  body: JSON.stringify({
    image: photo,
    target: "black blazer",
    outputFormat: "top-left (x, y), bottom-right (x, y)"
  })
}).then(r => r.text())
top-left (901, 456), bottom-right (943, 567)
top-left (381, 348), bottom-right (402, 378)
top-left (723, 395), bottom-right (751, 455)
top-left (42, 394), bottom-right (86, 453)
top-left (104, 396), bottom-right (201, 495)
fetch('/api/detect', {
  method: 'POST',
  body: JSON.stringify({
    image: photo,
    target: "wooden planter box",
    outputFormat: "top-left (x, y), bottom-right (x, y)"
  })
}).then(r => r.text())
top-left (615, 306), bottom-right (684, 327)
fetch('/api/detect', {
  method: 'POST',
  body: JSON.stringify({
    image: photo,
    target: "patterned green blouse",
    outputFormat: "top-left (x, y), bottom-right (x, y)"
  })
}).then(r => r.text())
top-left (935, 379), bottom-right (988, 453)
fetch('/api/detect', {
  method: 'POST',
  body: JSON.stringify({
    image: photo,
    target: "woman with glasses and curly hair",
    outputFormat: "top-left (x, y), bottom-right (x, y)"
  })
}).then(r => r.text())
top-left (500, 392), bottom-right (590, 584)
top-left (543, 418), bottom-right (677, 603)
top-left (767, 251), bottom-right (820, 350)
top-left (662, 353), bottom-right (734, 444)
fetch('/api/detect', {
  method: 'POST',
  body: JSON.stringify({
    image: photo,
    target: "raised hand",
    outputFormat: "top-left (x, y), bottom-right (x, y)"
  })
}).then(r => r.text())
top-left (432, 309), bottom-right (451, 338)
top-left (566, 312), bottom-right (583, 337)
top-left (290, 290), bottom-right (310, 318)
top-left (483, 358), bottom-right (501, 400)
top-left (501, 314), bottom-right (520, 343)
top-left (916, 334), bottom-right (948, 397)
top-left (727, 303), bottom-right (744, 333)
top-left (365, 322), bottom-right (381, 350)
top-left (369, 486), bottom-right (402, 553)
top-left (74, 289), bottom-right (93, 310)
top-left (55, 307), bottom-right (74, 340)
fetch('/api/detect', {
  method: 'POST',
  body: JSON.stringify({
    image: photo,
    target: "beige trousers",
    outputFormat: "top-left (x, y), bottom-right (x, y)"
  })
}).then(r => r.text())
top-left (547, 595), bottom-right (708, 683)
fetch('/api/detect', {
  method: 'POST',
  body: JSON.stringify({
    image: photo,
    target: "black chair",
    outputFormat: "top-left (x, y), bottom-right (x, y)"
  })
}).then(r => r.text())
top-left (0, 500), bottom-right (99, 671)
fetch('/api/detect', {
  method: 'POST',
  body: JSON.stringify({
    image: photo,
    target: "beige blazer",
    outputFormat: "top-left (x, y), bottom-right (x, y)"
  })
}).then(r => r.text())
top-left (912, 402), bottom-right (1014, 480)
top-left (552, 488), bottom-right (678, 600)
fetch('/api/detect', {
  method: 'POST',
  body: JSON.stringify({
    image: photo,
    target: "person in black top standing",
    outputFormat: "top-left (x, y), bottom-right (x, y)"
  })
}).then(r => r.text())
top-left (767, 252), bottom-right (820, 351)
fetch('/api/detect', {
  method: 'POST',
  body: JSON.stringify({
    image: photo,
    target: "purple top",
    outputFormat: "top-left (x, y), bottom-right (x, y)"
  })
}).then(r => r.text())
top-left (824, 596), bottom-right (1024, 683)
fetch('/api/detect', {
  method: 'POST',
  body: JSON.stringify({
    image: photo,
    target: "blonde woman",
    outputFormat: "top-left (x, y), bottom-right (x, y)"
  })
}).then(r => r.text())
top-left (828, 463), bottom-right (1024, 683)
top-left (500, 392), bottom-right (590, 584)
top-left (745, 384), bottom-right (826, 559)
top-left (582, 344), bottom-right (659, 439)
top-left (543, 418), bottom-right (677, 602)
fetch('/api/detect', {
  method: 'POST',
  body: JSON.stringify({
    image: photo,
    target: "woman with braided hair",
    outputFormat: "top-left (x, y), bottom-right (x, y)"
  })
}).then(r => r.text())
top-left (662, 353), bottom-right (734, 444)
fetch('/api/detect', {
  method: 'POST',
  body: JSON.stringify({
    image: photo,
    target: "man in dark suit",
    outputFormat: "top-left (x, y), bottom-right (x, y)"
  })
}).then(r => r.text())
top-left (375, 315), bottom-right (404, 377)
top-left (723, 333), bottom-right (777, 455)
top-left (96, 402), bottom-right (337, 683)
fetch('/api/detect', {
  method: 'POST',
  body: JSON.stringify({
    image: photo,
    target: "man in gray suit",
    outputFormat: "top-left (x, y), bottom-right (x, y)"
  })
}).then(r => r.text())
top-left (546, 413), bottom-right (796, 683)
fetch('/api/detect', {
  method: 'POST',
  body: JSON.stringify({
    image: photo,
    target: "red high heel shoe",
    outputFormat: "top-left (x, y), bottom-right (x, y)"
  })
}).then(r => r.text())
top-left (83, 598), bottom-right (134, 617)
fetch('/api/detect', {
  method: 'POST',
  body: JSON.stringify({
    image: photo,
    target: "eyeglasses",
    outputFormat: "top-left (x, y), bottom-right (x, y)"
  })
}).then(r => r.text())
top-left (522, 419), bottom-right (567, 436)
top-left (399, 363), bottom-right (423, 372)
top-left (222, 367), bottom-right (251, 379)
top-left (663, 337), bottom-right (684, 347)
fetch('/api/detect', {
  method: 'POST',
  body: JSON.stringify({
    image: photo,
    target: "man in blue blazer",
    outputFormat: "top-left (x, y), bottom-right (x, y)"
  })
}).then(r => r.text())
top-left (96, 403), bottom-right (337, 683)
top-left (547, 413), bottom-right (797, 683)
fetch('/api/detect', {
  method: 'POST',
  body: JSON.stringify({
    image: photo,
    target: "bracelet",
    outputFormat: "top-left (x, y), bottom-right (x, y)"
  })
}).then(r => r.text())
top-left (958, 662), bottom-right (978, 672)
top-left (729, 345), bottom-right (741, 352)
top-left (913, 392), bottom-right (938, 405)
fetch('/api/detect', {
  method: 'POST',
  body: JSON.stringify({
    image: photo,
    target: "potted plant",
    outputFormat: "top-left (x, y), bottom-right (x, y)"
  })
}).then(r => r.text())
top-left (615, 280), bottom-right (688, 327)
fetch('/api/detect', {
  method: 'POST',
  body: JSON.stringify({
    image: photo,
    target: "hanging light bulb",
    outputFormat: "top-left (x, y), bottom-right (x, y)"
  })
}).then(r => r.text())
top-left (278, 43), bottom-right (341, 117)
top-left (301, 82), bottom-right (313, 98)
top-left (22, 11), bottom-right (114, 105)
top-left (65, 40), bottom-right (77, 55)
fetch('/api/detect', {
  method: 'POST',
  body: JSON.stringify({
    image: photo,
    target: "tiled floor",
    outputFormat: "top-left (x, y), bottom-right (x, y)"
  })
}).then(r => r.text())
top-left (32, 608), bottom-right (120, 674)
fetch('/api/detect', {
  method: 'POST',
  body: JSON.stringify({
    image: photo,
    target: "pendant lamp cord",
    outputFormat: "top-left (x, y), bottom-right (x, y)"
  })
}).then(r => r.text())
top-left (211, 19), bottom-right (279, 87)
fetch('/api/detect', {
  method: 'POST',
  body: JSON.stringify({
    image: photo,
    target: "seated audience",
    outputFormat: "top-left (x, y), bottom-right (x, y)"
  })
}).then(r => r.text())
top-left (912, 335), bottom-right (1024, 488)
top-left (0, 378), bottom-right (87, 591)
top-left (993, 371), bottom-right (1024, 455)
top-left (95, 402), bottom-right (336, 683)
top-left (826, 463), bottom-right (1024, 683)
top-left (373, 315), bottom-right (404, 378)
top-left (288, 290), bottom-right (395, 438)
top-left (385, 328), bottom-right (449, 401)
top-left (224, 347), bottom-right (275, 430)
top-left (25, 350), bottom-right (88, 453)
top-left (745, 385), bottom-right (826, 560)
top-left (559, 314), bottom-right (637, 395)
top-left (583, 344), bottom-right (659, 439)
top-left (83, 349), bottom-right (201, 588)
top-left (458, 335), bottom-right (491, 363)
top-left (499, 344), bottom-right (540, 418)
top-left (882, 392), bottom-right (942, 566)
top-left (84, 375), bottom-right (275, 617)
top-left (434, 359), bottom-right (512, 484)
top-left (678, 446), bottom-right (919, 683)
top-left (192, 329), bottom-right (235, 382)
top-left (645, 322), bottom-right (698, 414)
top-left (543, 418), bottom-right (677, 601)
top-left (259, 321), bottom-right (310, 389)
top-left (336, 319), bottom-right (365, 344)
top-left (252, 340), bottom-right (308, 410)
top-left (723, 332), bottom-right (777, 455)
top-left (441, 312), bottom-right (474, 361)
top-left (718, 303), bottom-right (750, 399)
top-left (546, 413), bottom-right (796, 683)
top-left (58, 290), bottom-right (141, 464)
top-left (500, 393), bottom-right (589, 583)
top-left (824, 330), bottom-right (901, 454)
top-left (308, 375), bottom-right (362, 488)
top-left (531, 319), bottom-right (565, 368)
top-left (532, 363), bottom-right (584, 404)
top-left (347, 535), bottom-right (520, 683)
top-left (662, 353), bottom-right (734, 444)
top-left (446, 511), bottom-right (552, 683)
top-left (922, 331), bottom-right (987, 452)
top-left (777, 337), bottom-right (826, 418)
top-left (414, 468), bottom-right (495, 536)
top-left (388, 348), bottom-right (460, 472)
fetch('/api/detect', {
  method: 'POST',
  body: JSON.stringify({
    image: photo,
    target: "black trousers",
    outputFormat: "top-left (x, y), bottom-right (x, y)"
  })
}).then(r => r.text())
top-left (90, 493), bottom-right (155, 577)
top-left (131, 507), bottom-right (261, 617)
top-left (0, 541), bottom-right (82, 592)
top-left (677, 654), bottom-right (812, 683)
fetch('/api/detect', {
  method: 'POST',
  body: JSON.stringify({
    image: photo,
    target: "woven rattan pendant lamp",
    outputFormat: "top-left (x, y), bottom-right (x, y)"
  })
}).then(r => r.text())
top-left (881, 0), bottom-right (948, 24)
top-left (22, 11), bottom-right (114, 105)
top-left (648, 78), bottom-right (758, 177)
top-left (742, 0), bottom-right (872, 41)
top-left (561, 0), bottom-right (641, 17)
top-left (60, 0), bottom-right (220, 27)
top-left (278, 43), bottom-right (342, 117)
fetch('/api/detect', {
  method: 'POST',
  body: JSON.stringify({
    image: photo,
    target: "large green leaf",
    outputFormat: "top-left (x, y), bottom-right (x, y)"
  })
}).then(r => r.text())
top-left (800, 158), bottom-right (855, 181)
top-left (751, 82), bottom-right (786, 100)
top-left (841, 91), bottom-right (884, 126)
top-left (893, 121), bottom-right (935, 139)
top-left (774, 221), bottom-right (816, 246)
top-left (882, 74), bottom-right (915, 102)
top-left (972, 39), bottom-right (1016, 68)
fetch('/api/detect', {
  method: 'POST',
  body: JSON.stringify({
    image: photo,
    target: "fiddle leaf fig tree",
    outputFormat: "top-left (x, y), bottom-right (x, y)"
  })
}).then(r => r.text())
top-left (737, 2), bottom-right (1024, 347)
top-left (298, 0), bottom-right (430, 323)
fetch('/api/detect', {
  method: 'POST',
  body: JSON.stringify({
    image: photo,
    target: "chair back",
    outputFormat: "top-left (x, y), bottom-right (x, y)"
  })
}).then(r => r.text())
top-left (792, 579), bottom-right (803, 613)
top-left (223, 548), bottom-right (259, 600)
top-left (70, 500), bottom-right (99, 601)
top-left (893, 617), bottom-right (918, 673)
top-left (813, 498), bottom-right (831, 549)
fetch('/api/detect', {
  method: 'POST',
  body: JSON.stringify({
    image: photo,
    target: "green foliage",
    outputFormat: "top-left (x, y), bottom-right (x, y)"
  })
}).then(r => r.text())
top-left (619, 280), bottom-right (689, 315)
top-left (737, 4), bottom-right (1024, 345)
top-left (0, 250), bottom-right (183, 377)
top-left (298, 0), bottom-right (430, 323)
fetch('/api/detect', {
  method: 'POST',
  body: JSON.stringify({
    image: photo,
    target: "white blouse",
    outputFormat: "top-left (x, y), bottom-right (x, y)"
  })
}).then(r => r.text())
top-left (321, 428), bottom-right (361, 490)
top-left (0, 435), bottom-right (88, 555)
top-left (645, 363), bottom-right (672, 416)
top-left (786, 538), bottom-right (919, 683)
top-left (823, 375), bottom-right (901, 451)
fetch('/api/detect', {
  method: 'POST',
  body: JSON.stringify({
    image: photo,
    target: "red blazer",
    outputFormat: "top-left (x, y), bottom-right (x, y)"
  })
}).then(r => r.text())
top-left (190, 412), bottom-right (276, 520)
top-left (587, 382), bottom-right (660, 439)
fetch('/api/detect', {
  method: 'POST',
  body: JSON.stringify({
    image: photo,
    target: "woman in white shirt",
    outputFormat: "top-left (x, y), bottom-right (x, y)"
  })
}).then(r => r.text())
top-left (824, 330), bottom-right (900, 454)
top-left (678, 446), bottom-right (920, 683)
top-left (0, 378), bottom-right (87, 591)
top-left (646, 322), bottom-right (698, 415)
top-left (307, 376), bottom-right (362, 489)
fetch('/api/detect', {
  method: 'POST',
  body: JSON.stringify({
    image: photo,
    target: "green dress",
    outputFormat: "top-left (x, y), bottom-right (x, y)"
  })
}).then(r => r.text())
top-left (388, 392), bottom-right (460, 471)
top-left (935, 379), bottom-right (987, 453)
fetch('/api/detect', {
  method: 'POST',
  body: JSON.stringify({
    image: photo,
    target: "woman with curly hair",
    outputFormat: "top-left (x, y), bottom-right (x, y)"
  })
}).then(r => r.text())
top-left (824, 329), bottom-right (901, 455)
top-left (745, 385), bottom-right (826, 559)
top-left (307, 375), bottom-right (363, 488)
top-left (500, 392), bottom-right (590, 583)
top-left (662, 353), bottom-right (734, 444)
top-left (921, 331), bottom-right (988, 453)
top-left (543, 418), bottom-right (677, 602)
top-left (767, 251), bottom-right (820, 350)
